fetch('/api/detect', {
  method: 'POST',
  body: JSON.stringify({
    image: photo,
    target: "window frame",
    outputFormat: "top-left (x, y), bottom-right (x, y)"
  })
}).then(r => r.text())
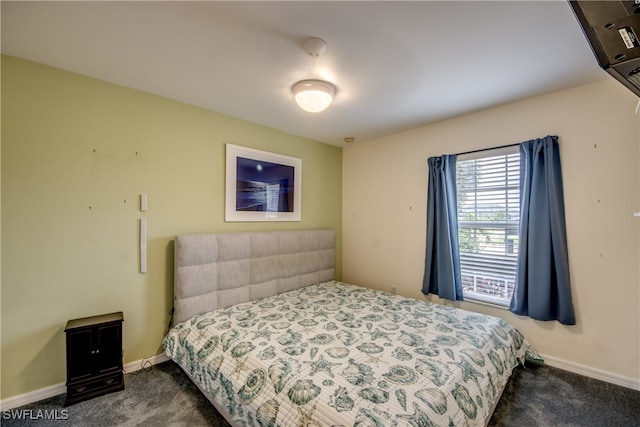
top-left (456, 145), bottom-right (520, 308)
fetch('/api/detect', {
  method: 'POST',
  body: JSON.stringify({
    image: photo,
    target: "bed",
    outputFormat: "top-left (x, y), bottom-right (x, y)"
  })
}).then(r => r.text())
top-left (163, 229), bottom-right (536, 426)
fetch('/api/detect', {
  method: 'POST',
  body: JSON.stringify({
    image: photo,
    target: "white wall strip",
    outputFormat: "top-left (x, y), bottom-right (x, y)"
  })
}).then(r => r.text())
top-left (140, 218), bottom-right (147, 274)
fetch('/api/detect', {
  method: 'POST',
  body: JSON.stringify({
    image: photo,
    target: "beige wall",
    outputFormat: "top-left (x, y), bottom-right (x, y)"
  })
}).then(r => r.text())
top-left (0, 55), bottom-right (342, 399)
top-left (343, 79), bottom-right (640, 385)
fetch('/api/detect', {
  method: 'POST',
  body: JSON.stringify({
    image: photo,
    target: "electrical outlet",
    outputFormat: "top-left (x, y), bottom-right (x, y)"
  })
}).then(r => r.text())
top-left (391, 286), bottom-right (396, 295)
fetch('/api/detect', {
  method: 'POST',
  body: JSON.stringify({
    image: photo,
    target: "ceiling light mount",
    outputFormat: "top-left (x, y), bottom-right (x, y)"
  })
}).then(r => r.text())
top-left (292, 37), bottom-right (336, 113)
top-left (302, 37), bottom-right (327, 57)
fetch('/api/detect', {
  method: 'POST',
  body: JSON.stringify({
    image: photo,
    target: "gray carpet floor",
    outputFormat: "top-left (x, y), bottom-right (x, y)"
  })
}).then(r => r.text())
top-left (3, 360), bottom-right (638, 426)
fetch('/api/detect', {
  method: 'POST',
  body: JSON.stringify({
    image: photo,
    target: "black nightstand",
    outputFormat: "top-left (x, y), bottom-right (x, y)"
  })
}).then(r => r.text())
top-left (64, 311), bottom-right (124, 406)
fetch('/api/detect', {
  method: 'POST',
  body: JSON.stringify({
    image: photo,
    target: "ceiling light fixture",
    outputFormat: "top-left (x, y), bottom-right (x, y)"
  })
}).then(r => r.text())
top-left (292, 38), bottom-right (336, 113)
top-left (292, 79), bottom-right (336, 113)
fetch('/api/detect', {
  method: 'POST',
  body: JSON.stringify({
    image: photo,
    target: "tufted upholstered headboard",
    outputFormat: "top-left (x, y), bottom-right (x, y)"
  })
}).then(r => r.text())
top-left (172, 229), bottom-right (335, 325)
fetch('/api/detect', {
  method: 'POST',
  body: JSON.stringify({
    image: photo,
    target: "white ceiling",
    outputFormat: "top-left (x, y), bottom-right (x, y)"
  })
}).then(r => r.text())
top-left (1, 1), bottom-right (608, 147)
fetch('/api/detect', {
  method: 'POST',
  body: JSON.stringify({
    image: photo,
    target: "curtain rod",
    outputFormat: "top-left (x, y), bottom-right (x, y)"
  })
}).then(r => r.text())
top-left (455, 142), bottom-right (519, 157)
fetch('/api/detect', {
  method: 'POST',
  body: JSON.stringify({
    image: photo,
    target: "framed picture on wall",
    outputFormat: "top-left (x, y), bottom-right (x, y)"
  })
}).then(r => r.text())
top-left (225, 144), bottom-right (302, 222)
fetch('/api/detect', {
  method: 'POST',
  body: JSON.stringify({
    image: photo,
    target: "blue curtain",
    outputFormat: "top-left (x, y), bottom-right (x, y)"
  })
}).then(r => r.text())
top-left (422, 155), bottom-right (463, 301)
top-left (510, 136), bottom-right (576, 325)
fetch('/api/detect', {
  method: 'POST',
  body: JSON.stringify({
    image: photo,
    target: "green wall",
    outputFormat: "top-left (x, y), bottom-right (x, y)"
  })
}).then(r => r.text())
top-left (1, 55), bottom-right (342, 399)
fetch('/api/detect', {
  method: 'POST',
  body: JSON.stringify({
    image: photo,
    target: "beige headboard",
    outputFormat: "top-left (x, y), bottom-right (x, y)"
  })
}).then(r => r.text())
top-left (173, 229), bottom-right (335, 325)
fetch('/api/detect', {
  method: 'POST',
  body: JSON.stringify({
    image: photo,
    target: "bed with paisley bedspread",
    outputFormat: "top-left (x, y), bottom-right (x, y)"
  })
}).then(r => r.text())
top-left (163, 229), bottom-right (536, 427)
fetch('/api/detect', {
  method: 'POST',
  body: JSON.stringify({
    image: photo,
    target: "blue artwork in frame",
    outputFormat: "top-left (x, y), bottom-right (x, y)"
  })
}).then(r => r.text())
top-left (225, 144), bottom-right (301, 221)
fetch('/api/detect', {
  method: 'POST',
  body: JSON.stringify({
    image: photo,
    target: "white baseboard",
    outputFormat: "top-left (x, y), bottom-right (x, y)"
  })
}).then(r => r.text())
top-left (0, 353), bottom-right (171, 411)
top-left (0, 383), bottom-right (67, 413)
top-left (540, 353), bottom-right (640, 391)
top-left (123, 352), bottom-right (170, 374)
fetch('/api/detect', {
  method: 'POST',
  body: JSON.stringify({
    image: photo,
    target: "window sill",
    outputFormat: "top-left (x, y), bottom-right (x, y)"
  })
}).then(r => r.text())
top-left (463, 294), bottom-right (510, 310)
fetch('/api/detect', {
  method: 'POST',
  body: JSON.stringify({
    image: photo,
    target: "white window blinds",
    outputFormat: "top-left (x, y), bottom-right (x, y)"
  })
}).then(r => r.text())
top-left (456, 147), bottom-right (520, 306)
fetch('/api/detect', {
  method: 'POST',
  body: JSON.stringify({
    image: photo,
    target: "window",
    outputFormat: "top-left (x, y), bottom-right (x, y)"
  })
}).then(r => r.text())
top-left (456, 147), bottom-right (520, 306)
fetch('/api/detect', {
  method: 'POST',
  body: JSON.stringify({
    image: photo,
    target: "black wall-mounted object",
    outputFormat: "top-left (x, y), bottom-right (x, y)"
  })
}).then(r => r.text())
top-left (570, 1), bottom-right (640, 97)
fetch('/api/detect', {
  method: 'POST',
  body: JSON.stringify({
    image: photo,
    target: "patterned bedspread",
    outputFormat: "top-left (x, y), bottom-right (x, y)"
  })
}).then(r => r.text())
top-left (163, 281), bottom-right (535, 427)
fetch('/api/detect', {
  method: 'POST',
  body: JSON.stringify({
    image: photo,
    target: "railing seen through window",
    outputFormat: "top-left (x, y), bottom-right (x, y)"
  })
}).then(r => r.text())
top-left (456, 147), bottom-right (520, 306)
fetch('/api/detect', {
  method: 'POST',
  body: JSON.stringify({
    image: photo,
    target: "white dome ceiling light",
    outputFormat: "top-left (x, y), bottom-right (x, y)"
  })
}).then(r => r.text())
top-left (292, 38), bottom-right (337, 113)
top-left (292, 79), bottom-right (336, 113)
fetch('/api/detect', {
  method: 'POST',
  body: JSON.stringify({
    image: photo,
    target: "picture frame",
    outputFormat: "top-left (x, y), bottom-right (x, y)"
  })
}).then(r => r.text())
top-left (225, 144), bottom-right (302, 222)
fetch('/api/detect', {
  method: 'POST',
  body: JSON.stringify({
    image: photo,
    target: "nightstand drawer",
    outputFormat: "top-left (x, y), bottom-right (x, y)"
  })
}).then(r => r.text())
top-left (66, 373), bottom-right (124, 402)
